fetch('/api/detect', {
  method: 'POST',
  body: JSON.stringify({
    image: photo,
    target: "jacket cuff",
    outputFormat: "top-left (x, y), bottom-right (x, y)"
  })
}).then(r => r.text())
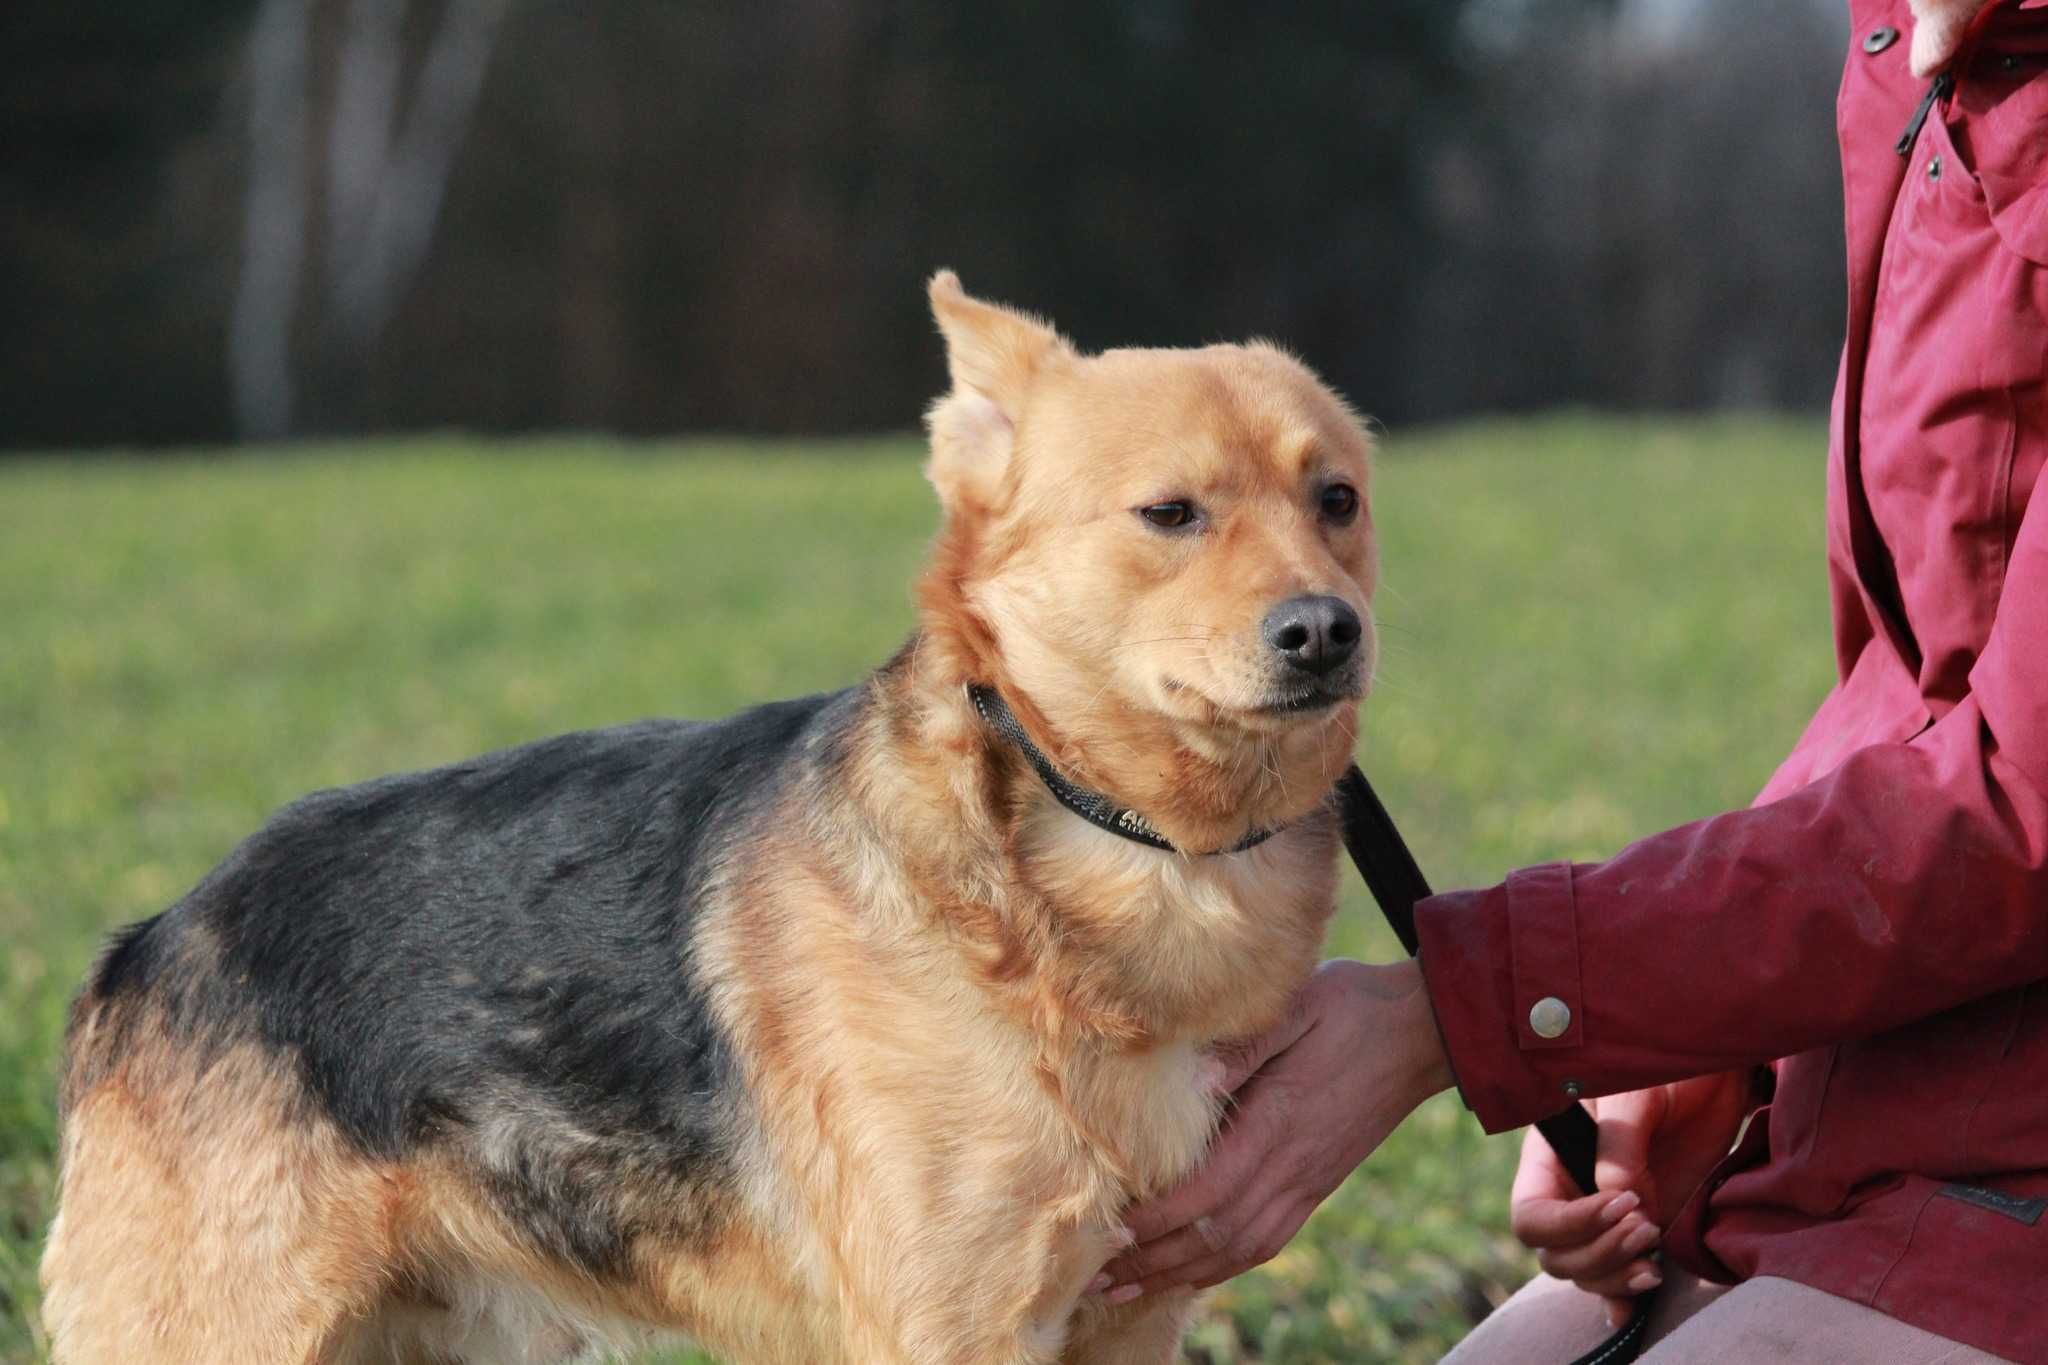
top-left (1415, 862), bottom-right (1589, 1133)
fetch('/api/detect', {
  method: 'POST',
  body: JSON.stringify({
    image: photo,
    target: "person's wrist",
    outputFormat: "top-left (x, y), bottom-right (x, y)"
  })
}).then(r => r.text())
top-left (1368, 958), bottom-right (1455, 1111)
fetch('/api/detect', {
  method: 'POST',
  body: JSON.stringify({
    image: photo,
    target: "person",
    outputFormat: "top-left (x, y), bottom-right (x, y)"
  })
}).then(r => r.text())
top-left (1095, 1), bottom-right (2048, 1359)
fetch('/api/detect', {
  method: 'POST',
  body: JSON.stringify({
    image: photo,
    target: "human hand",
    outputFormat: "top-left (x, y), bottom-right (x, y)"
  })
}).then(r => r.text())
top-left (1508, 1070), bottom-right (1755, 1328)
top-left (1094, 958), bottom-right (1454, 1303)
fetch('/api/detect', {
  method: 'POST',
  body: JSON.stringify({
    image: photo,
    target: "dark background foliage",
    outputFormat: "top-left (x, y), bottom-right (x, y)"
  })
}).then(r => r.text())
top-left (0, 0), bottom-right (1849, 450)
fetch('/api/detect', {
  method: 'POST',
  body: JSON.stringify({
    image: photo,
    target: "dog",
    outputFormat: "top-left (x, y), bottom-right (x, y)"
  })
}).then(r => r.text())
top-left (40, 272), bottom-right (1380, 1364)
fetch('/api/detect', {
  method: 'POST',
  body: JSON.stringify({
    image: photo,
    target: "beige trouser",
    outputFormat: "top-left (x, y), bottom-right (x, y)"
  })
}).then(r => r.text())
top-left (1442, 1271), bottom-right (2013, 1364)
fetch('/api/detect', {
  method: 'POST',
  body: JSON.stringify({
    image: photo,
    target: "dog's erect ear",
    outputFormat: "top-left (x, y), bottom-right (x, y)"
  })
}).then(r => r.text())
top-left (928, 270), bottom-right (1065, 411)
top-left (924, 270), bottom-right (1070, 511)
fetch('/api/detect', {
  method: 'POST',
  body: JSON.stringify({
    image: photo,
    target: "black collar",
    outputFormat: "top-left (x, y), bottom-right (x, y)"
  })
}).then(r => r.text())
top-left (967, 684), bottom-right (1281, 856)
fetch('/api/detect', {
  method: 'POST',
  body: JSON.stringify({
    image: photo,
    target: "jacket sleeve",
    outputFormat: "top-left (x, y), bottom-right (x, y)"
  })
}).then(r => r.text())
top-left (1415, 493), bottom-right (2048, 1135)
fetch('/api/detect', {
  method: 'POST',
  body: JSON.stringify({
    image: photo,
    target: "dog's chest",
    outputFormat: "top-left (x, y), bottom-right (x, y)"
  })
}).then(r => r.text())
top-left (1058, 828), bottom-right (1321, 1029)
top-left (1017, 820), bottom-right (1328, 1189)
top-left (1099, 1041), bottom-right (1226, 1193)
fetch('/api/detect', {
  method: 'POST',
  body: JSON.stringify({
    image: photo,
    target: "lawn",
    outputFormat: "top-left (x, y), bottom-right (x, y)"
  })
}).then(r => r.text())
top-left (0, 414), bottom-right (1835, 1362)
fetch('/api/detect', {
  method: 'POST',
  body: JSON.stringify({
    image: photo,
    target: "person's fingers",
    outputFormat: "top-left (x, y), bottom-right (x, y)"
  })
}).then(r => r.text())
top-left (1188, 1195), bottom-right (1317, 1290)
top-left (1106, 959), bottom-right (1448, 1301)
top-left (1118, 1084), bottom-right (1285, 1248)
top-left (1106, 1106), bottom-right (1309, 1291)
top-left (1100, 1204), bottom-right (1234, 1292)
top-left (1533, 1212), bottom-right (1660, 1282)
top-left (1509, 1186), bottom-right (1639, 1251)
top-left (1110, 1193), bottom-right (1314, 1302)
top-left (1507, 1125), bottom-right (1580, 1243)
top-left (1569, 1257), bottom-right (1665, 1301)
top-left (1593, 1087), bottom-right (1665, 1205)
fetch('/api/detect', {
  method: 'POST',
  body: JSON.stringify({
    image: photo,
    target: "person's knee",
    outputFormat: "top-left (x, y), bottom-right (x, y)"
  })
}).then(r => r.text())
top-left (1441, 1274), bottom-right (1612, 1364)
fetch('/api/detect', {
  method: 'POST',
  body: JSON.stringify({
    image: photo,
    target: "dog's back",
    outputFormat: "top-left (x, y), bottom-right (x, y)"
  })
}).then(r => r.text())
top-left (44, 695), bottom-right (843, 1361)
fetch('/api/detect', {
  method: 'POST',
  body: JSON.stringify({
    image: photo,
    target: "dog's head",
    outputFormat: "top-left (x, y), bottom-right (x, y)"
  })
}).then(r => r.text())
top-left (918, 272), bottom-right (1377, 845)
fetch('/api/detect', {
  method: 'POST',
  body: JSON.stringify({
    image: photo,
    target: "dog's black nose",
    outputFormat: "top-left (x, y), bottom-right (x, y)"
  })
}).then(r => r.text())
top-left (1263, 595), bottom-right (1362, 675)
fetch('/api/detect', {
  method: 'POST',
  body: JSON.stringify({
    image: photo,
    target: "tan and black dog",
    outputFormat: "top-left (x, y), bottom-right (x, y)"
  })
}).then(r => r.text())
top-left (41, 273), bottom-right (1380, 1364)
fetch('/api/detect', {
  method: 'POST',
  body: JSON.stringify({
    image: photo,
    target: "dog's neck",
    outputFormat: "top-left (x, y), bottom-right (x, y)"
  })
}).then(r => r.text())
top-left (946, 670), bottom-right (1345, 861)
top-left (965, 684), bottom-right (1284, 857)
top-left (843, 634), bottom-right (1341, 1055)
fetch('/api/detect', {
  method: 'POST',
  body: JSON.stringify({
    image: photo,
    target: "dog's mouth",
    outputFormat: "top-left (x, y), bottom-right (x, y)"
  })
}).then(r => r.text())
top-left (1164, 673), bottom-right (1364, 721)
top-left (1252, 683), bottom-right (1361, 716)
top-left (1160, 663), bottom-right (1367, 727)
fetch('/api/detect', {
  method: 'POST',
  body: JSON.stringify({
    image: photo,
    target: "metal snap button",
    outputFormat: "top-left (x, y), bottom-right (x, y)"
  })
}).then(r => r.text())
top-left (1863, 26), bottom-right (1899, 54)
top-left (1529, 996), bottom-right (1572, 1039)
top-left (1929, 155), bottom-right (1942, 181)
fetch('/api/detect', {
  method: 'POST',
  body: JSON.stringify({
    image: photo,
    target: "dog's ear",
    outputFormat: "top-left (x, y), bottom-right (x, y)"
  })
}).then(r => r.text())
top-left (924, 270), bottom-right (1070, 511)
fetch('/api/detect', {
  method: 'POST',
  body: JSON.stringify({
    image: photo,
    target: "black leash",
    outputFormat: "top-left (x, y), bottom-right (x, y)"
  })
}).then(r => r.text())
top-left (1334, 766), bottom-right (1651, 1365)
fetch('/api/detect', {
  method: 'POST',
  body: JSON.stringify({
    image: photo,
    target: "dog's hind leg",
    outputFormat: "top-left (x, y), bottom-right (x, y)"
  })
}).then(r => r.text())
top-left (40, 1045), bottom-right (405, 1365)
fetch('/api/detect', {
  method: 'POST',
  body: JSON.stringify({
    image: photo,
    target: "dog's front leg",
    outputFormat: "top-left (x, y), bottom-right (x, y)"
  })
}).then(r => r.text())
top-left (827, 1220), bottom-right (1081, 1365)
top-left (1058, 1290), bottom-right (1200, 1364)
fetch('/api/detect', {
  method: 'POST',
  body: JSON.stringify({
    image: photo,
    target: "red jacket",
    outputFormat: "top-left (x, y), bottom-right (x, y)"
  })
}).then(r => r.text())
top-left (1416, 3), bottom-right (2048, 1359)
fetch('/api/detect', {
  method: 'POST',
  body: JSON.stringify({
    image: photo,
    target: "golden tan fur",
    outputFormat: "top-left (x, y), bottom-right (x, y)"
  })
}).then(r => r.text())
top-left (44, 1028), bottom-right (403, 1363)
top-left (43, 273), bottom-right (1378, 1363)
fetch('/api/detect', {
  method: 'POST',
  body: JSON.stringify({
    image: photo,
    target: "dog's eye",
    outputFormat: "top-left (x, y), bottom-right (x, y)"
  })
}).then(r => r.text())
top-left (1138, 501), bottom-right (1197, 530)
top-left (1319, 483), bottom-right (1360, 524)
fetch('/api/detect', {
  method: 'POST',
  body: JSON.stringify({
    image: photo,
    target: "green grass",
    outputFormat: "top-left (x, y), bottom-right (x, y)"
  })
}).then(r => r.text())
top-left (0, 414), bottom-right (1835, 1362)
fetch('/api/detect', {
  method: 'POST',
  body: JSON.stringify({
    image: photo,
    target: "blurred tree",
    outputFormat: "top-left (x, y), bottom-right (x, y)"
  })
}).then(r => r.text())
top-left (0, 0), bottom-right (1846, 450)
top-left (230, 0), bottom-right (510, 437)
top-left (1429, 0), bottom-right (1844, 413)
top-left (0, 0), bottom-right (249, 446)
top-left (372, 0), bottom-right (1485, 434)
